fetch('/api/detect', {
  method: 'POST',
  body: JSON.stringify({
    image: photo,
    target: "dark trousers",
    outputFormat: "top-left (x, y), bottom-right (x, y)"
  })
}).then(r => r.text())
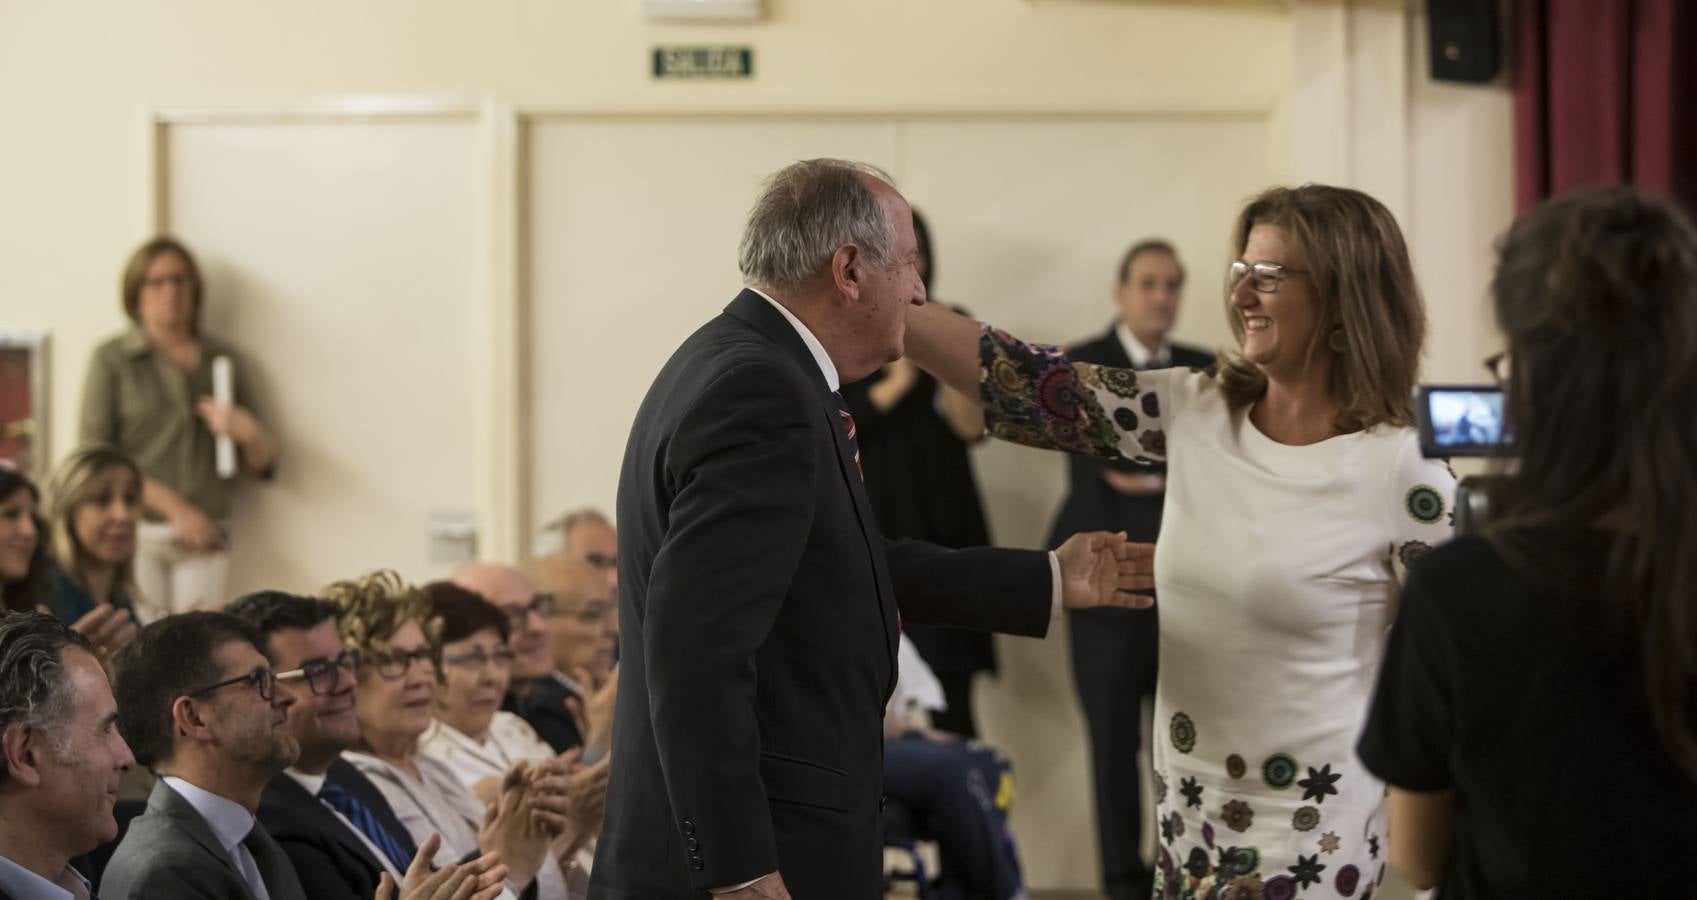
top-left (883, 732), bottom-right (1023, 900)
top-left (1068, 606), bottom-right (1159, 900)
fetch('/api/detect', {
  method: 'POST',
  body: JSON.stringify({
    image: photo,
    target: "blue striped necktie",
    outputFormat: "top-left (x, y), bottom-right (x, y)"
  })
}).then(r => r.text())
top-left (318, 779), bottom-right (413, 874)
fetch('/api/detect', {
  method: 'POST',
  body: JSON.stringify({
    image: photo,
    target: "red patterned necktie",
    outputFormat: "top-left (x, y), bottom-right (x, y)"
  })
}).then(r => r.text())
top-left (831, 392), bottom-right (862, 480)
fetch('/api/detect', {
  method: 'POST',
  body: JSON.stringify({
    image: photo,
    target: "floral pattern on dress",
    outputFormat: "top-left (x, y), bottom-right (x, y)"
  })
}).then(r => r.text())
top-left (1404, 484), bottom-right (1445, 524)
top-left (1318, 831), bottom-right (1341, 854)
top-left (1180, 775), bottom-right (1205, 808)
top-left (1292, 806), bottom-right (1321, 832)
top-left (1171, 712), bottom-right (1198, 753)
top-left (1222, 799), bottom-right (1254, 833)
top-left (1225, 754), bottom-right (1247, 779)
top-left (1261, 753), bottom-right (1298, 790)
top-left (1336, 864), bottom-right (1362, 896)
top-left (978, 326), bottom-right (1166, 464)
top-left (1262, 875), bottom-right (1297, 900)
top-left (1396, 539), bottom-right (1431, 569)
top-left (1288, 854), bottom-right (1327, 889)
top-left (1298, 764), bottom-right (1342, 804)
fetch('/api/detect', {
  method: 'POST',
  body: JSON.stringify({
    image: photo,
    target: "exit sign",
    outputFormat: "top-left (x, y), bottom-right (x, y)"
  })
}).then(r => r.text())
top-left (653, 46), bottom-right (754, 80)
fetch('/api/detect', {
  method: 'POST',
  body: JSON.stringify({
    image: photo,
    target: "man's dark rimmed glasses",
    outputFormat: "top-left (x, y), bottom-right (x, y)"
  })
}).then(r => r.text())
top-left (188, 666), bottom-right (277, 703)
top-left (502, 593), bottom-right (556, 628)
top-left (275, 649), bottom-right (362, 695)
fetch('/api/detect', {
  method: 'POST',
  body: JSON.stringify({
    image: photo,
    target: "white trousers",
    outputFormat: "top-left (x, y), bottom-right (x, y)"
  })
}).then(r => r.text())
top-left (134, 521), bottom-right (231, 623)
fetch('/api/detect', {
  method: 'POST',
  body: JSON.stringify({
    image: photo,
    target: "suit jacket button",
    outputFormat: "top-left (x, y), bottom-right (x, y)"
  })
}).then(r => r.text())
top-left (686, 837), bottom-right (700, 851)
top-left (691, 855), bottom-right (705, 870)
top-left (682, 820), bottom-right (696, 836)
top-left (881, 794), bottom-right (888, 811)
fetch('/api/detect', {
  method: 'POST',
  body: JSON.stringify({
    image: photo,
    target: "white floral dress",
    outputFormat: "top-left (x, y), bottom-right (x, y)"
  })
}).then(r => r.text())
top-left (978, 327), bottom-right (1455, 900)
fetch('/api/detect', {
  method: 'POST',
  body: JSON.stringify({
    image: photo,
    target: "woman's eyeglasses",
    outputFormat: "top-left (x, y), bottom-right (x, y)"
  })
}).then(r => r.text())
top-left (365, 647), bottom-right (437, 680)
top-left (1229, 260), bottom-right (1306, 294)
top-left (442, 648), bottom-right (517, 671)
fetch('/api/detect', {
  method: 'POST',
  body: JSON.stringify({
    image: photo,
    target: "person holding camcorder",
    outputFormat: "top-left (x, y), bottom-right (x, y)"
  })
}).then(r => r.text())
top-left (1359, 186), bottom-right (1697, 898)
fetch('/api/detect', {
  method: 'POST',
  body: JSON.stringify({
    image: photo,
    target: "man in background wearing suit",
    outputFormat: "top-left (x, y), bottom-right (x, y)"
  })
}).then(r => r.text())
top-left (0, 612), bottom-right (135, 900)
top-left (102, 612), bottom-right (308, 900)
top-left (1047, 239), bottom-right (1212, 900)
top-left (592, 159), bottom-right (1154, 900)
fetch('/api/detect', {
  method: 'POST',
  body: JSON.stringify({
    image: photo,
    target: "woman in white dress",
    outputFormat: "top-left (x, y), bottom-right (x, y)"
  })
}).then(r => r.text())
top-left (324, 570), bottom-right (569, 899)
top-left (905, 185), bottom-right (1456, 900)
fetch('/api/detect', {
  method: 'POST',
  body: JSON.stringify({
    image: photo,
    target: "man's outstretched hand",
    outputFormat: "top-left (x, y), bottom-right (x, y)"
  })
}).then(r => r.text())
top-left (1055, 531), bottom-right (1155, 610)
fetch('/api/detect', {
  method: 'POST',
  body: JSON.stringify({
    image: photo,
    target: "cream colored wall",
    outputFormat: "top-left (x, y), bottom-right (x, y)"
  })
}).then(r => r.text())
top-left (0, 0), bottom-right (1511, 894)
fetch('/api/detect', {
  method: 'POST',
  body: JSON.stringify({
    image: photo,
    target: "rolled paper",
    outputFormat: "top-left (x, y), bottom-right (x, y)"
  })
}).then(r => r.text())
top-left (212, 355), bottom-right (237, 479)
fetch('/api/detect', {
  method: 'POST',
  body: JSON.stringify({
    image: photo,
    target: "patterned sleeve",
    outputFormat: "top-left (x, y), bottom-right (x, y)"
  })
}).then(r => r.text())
top-left (979, 324), bottom-right (1180, 463)
top-left (1386, 434), bottom-right (1460, 587)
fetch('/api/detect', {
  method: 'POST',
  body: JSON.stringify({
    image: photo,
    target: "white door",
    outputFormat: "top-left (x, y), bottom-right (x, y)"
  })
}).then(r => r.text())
top-left (165, 117), bottom-right (481, 596)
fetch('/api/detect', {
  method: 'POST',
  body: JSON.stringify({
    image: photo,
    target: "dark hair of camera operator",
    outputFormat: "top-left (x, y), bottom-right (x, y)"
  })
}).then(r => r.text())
top-left (1358, 185), bottom-right (1697, 898)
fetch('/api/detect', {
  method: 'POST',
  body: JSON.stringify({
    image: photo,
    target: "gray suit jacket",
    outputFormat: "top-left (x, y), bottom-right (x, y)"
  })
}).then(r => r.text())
top-left (101, 779), bottom-right (307, 900)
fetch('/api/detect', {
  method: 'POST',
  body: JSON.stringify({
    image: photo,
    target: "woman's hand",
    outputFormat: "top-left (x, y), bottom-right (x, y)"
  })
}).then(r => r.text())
top-left (67, 604), bottom-right (138, 663)
top-left (168, 503), bottom-right (225, 553)
top-left (197, 397), bottom-right (279, 473)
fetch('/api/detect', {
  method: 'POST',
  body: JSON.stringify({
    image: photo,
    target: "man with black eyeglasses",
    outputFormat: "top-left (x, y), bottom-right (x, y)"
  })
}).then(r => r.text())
top-left (226, 592), bottom-right (506, 900)
top-left (101, 611), bottom-right (308, 900)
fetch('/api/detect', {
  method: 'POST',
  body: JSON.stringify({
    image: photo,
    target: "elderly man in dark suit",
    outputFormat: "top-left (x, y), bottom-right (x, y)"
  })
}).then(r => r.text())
top-left (1047, 239), bottom-right (1213, 900)
top-left (591, 159), bottom-right (1154, 900)
top-left (0, 612), bottom-right (135, 900)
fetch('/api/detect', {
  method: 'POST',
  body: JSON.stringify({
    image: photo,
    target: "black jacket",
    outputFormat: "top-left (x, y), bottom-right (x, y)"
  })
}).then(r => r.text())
top-left (590, 291), bottom-right (1053, 899)
top-left (257, 759), bottom-right (420, 900)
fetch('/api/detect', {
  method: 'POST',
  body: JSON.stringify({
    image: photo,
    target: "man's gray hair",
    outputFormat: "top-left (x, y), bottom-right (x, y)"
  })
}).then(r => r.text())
top-left (0, 612), bottom-right (92, 772)
top-left (535, 507), bottom-right (611, 556)
top-left (738, 159), bottom-right (898, 291)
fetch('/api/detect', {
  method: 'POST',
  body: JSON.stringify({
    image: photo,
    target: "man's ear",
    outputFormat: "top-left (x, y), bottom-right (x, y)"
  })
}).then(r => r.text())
top-left (170, 695), bottom-right (210, 742)
top-left (830, 243), bottom-right (864, 302)
top-left (1, 723), bottom-right (49, 788)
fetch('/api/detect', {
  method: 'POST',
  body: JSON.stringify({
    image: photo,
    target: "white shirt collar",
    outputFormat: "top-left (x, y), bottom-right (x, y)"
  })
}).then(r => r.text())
top-left (1115, 321), bottom-right (1169, 369)
top-left (749, 287), bottom-right (840, 392)
top-left (0, 853), bottom-right (89, 900)
top-left (162, 775), bottom-right (257, 854)
top-left (283, 768), bottom-right (327, 796)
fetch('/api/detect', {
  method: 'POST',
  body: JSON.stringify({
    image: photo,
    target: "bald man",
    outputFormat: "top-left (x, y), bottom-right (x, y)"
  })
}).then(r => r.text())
top-left (452, 564), bottom-right (587, 755)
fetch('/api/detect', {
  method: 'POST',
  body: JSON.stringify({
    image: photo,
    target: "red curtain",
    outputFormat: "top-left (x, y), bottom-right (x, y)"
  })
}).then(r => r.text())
top-left (1514, 0), bottom-right (1697, 212)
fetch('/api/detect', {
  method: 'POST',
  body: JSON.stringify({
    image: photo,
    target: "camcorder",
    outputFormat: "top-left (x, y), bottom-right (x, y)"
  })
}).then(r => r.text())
top-left (1415, 385), bottom-right (1511, 536)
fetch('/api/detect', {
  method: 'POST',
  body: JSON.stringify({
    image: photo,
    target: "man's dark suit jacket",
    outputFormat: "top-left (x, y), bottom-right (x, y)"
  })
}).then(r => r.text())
top-left (101, 779), bottom-right (306, 900)
top-left (505, 674), bottom-right (584, 754)
top-left (590, 291), bottom-right (1054, 899)
top-left (1044, 326), bottom-right (1214, 550)
top-left (257, 759), bottom-right (420, 900)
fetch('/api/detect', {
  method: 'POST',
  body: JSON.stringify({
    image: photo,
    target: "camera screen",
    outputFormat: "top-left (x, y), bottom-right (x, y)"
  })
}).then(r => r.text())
top-left (1417, 385), bottom-right (1509, 458)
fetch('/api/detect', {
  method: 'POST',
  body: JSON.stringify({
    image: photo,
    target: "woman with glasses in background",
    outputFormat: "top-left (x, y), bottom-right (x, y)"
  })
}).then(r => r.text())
top-left (327, 570), bottom-right (568, 898)
top-left (904, 185), bottom-right (1456, 899)
top-left (1358, 186), bottom-right (1697, 898)
top-left (79, 236), bottom-right (279, 622)
top-left (419, 582), bottom-right (600, 897)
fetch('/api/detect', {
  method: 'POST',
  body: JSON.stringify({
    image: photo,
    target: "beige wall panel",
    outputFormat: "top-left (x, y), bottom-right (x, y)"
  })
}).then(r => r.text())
top-left (165, 119), bottom-right (479, 596)
top-left (525, 116), bottom-right (899, 530)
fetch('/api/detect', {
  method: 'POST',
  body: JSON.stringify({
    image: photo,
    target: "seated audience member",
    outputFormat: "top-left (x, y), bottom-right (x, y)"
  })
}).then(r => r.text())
top-left (0, 611), bottom-right (135, 899)
top-left (418, 583), bottom-right (602, 895)
top-left (0, 466), bottom-right (52, 613)
top-left (103, 611), bottom-right (307, 900)
top-left (43, 447), bottom-right (143, 664)
top-left (884, 635), bottom-right (1026, 900)
top-left (1359, 186), bottom-right (1697, 897)
top-left (530, 510), bottom-right (617, 598)
top-left (228, 591), bottom-right (509, 900)
top-left (453, 565), bottom-right (598, 757)
top-left (514, 557), bottom-right (617, 757)
top-left (327, 570), bottom-right (568, 897)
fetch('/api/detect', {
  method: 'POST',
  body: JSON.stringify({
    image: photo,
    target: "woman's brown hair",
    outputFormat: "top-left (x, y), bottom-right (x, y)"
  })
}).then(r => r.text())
top-left (1216, 185), bottom-right (1426, 433)
top-left (120, 236), bottom-right (203, 336)
top-left (1485, 186), bottom-right (1697, 783)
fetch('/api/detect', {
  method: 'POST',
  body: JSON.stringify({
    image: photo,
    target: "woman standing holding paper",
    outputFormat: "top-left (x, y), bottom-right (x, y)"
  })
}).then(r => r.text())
top-left (79, 236), bottom-right (278, 620)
